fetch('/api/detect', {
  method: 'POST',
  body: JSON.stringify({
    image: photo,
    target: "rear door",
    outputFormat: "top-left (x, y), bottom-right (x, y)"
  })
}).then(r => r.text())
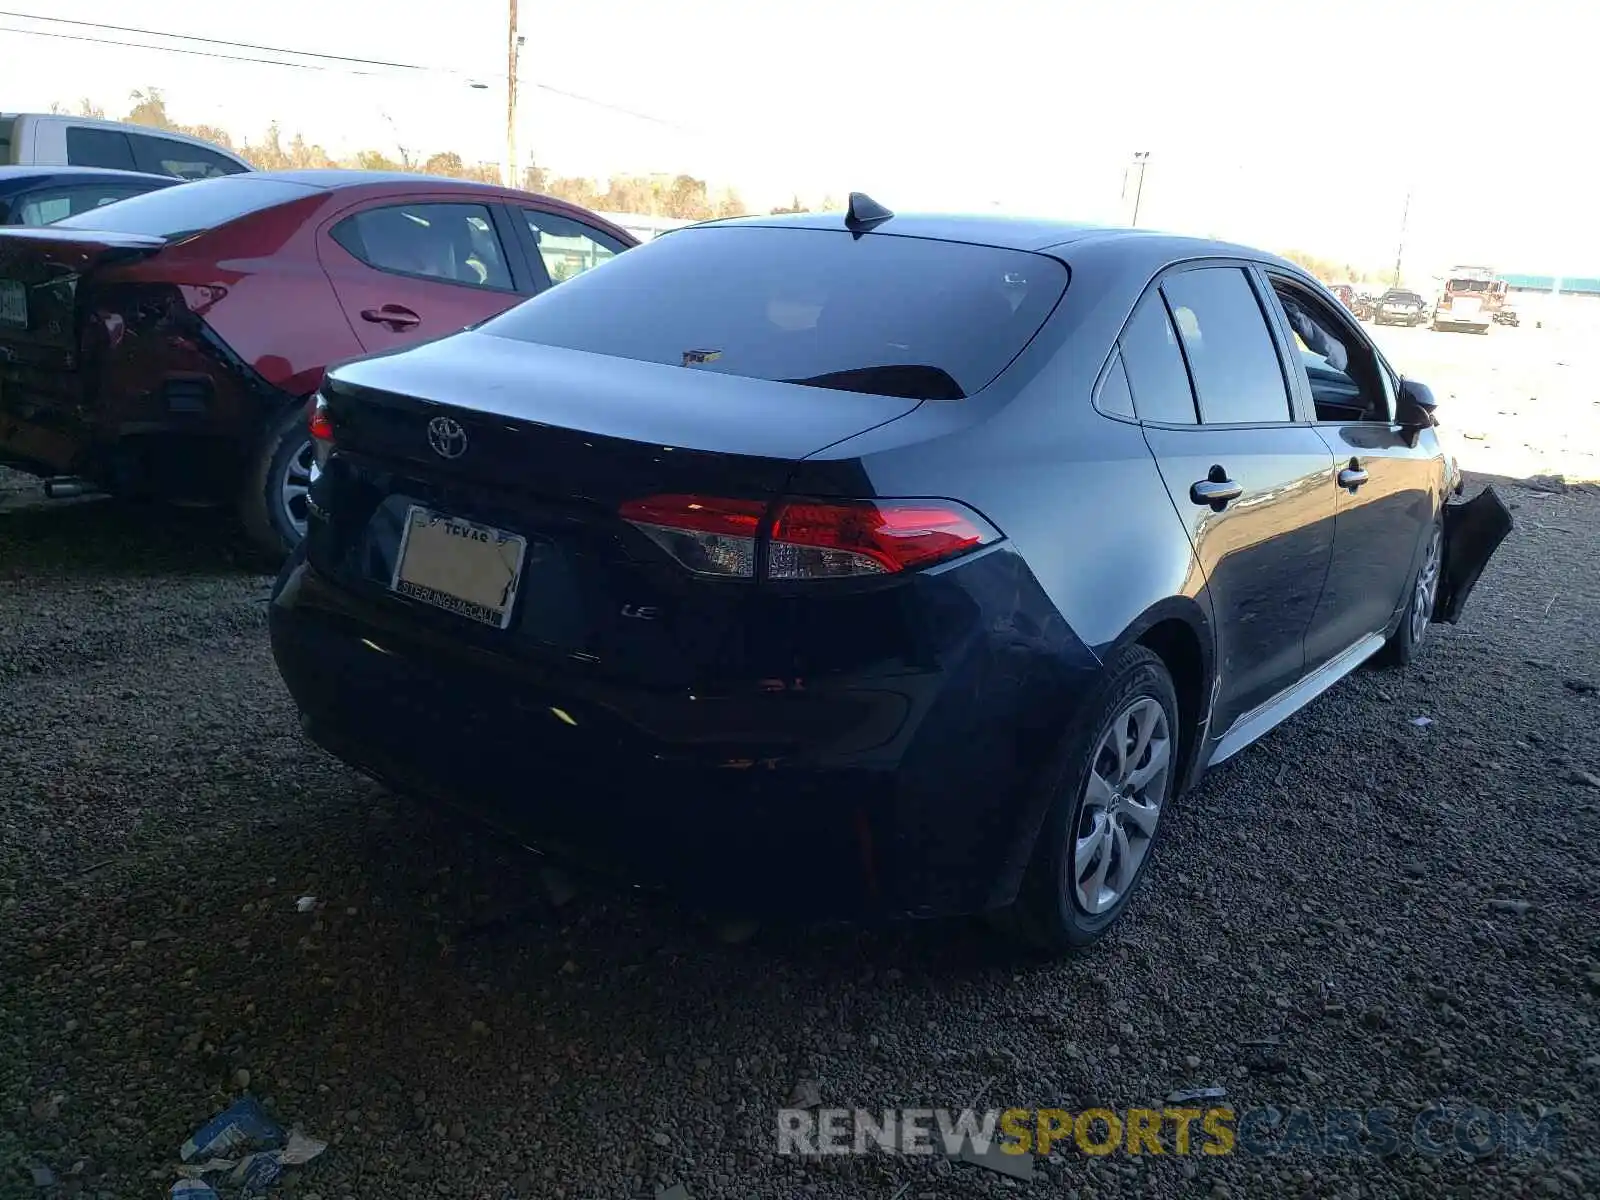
top-left (1129, 265), bottom-right (1338, 736)
top-left (1260, 272), bottom-right (1438, 668)
top-left (317, 197), bottom-right (533, 355)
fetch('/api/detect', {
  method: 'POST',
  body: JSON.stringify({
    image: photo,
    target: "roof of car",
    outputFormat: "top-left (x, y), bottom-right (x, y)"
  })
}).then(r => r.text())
top-left (0, 164), bottom-right (176, 183)
top-left (687, 209), bottom-right (1299, 272)
top-left (244, 169), bottom-right (513, 191)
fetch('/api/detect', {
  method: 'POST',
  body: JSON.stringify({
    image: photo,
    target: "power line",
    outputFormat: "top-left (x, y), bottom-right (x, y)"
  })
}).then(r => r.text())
top-left (0, 24), bottom-right (350, 71)
top-left (534, 82), bottom-right (695, 132)
top-left (0, 14), bottom-right (696, 130)
top-left (0, 10), bottom-right (448, 73)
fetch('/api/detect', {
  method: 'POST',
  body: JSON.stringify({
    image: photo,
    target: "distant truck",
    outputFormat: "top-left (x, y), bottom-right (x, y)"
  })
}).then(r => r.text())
top-left (0, 114), bottom-right (251, 180)
top-left (1432, 265), bottom-right (1506, 333)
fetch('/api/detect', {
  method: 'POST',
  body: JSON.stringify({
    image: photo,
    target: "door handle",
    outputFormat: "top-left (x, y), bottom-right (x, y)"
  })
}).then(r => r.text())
top-left (1338, 460), bottom-right (1369, 491)
top-left (1190, 466), bottom-right (1243, 510)
top-left (360, 305), bottom-right (421, 331)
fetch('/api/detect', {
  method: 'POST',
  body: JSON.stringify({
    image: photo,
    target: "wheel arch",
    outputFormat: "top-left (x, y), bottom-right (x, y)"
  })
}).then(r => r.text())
top-left (1103, 595), bottom-right (1216, 796)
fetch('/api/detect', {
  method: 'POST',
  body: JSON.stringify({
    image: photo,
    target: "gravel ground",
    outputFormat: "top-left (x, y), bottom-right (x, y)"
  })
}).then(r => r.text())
top-left (2, 461), bottom-right (1598, 1200)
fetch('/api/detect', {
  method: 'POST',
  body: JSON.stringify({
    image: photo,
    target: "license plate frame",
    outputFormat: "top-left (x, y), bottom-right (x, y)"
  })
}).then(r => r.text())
top-left (0, 279), bottom-right (27, 330)
top-left (389, 505), bottom-right (528, 630)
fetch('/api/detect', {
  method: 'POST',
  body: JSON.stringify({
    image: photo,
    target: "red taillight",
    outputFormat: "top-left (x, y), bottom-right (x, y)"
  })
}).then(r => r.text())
top-left (770, 499), bottom-right (999, 577)
top-left (619, 495), bottom-right (1002, 580)
top-left (618, 494), bottom-right (765, 577)
top-left (307, 393), bottom-right (333, 442)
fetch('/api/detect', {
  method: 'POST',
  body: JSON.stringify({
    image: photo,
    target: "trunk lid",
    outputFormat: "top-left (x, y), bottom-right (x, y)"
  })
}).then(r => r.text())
top-left (322, 330), bottom-right (923, 505)
top-left (0, 228), bottom-right (167, 356)
top-left (309, 331), bottom-right (926, 683)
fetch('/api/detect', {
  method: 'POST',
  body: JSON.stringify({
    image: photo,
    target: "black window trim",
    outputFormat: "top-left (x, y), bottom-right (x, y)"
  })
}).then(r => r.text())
top-left (1257, 265), bottom-right (1400, 427)
top-left (325, 197), bottom-right (528, 296)
top-left (1090, 347), bottom-right (1138, 424)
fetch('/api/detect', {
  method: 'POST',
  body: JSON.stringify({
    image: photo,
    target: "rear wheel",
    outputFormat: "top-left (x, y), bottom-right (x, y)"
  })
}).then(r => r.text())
top-left (1374, 516), bottom-right (1442, 668)
top-left (997, 645), bottom-right (1181, 955)
top-left (239, 403), bottom-right (314, 562)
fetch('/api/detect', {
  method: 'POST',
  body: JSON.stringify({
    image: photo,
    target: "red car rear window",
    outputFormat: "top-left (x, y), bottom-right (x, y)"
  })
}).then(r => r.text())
top-left (54, 176), bottom-right (315, 238)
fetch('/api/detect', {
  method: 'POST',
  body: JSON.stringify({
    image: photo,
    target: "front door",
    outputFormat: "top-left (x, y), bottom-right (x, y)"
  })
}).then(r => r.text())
top-left (317, 198), bottom-right (529, 355)
top-left (1260, 274), bottom-right (1438, 669)
top-left (1119, 267), bottom-right (1337, 736)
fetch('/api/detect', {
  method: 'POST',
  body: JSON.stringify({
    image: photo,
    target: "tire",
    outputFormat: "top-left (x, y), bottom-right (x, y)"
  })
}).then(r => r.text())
top-left (1373, 515), bottom-right (1443, 668)
top-left (239, 402), bottom-right (315, 562)
top-left (995, 645), bottom-right (1182, 955)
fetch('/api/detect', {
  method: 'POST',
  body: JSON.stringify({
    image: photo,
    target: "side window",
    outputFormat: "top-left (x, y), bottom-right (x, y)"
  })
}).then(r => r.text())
top-left (1267, 280), bottom-right (1392, 422)
top-left (1161, 267), bottom-right (1292, 424)
top-left (14, 184), bottom-right (163, 226)
top-left (1118, 292), bottom-right (1198, 424)
top-left (331, 203), bottom-right (514, 290)
top-left (130, 134), bottom-right (246, 180)
top-left (521, 209), bottom-right (626, 284)
top-left (65, 127), bottom-right (137, 172)
top-left (1093, 351), bottom-right (1136, 419)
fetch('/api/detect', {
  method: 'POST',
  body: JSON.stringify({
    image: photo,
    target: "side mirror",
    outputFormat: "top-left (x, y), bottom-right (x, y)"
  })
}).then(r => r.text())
top-left (1396, 378), bottom-right (1438, 445)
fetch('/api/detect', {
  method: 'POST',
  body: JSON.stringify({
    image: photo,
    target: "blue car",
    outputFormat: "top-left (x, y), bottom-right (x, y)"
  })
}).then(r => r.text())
top-left (267, 196), bottom-right (1511, 952)
top-left (0, 164), bottom-right (179, 225)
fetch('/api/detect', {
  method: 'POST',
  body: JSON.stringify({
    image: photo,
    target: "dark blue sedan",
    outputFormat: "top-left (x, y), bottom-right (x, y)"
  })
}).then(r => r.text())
top-left (0, 164), bottom-right (179, 225)
top-left (268, 196), bottom-right (1510, 952)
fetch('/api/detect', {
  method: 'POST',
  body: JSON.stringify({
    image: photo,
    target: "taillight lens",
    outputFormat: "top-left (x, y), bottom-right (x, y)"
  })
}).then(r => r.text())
top-left (307, 393), bottom-right (333, 466)
top-left (769, 499), bottom-right (999, 578)
top-left (618, 494), bottom-right (765, 577)
top-left (620, 495), bottom-right (1001, 580)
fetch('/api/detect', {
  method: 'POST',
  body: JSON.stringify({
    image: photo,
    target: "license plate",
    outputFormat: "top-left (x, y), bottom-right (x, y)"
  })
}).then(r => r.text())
top-left (390, 506), bottom-right (527, 629)
top-left (0, 279), bottom-right (25, 329)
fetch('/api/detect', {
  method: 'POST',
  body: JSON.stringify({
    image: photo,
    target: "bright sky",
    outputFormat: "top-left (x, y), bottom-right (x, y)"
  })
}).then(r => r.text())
top-left (3, 0), bottom-right (1596, 277)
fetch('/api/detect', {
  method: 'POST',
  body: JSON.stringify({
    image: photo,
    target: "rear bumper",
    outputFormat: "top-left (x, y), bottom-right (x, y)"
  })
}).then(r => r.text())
top-left (0, 312), bottom-right (293, 499)
top-left (268, 548), bottom-right (1106, 920)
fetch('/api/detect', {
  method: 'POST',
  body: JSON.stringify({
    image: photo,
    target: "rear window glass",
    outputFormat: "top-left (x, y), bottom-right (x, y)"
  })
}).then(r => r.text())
top-left (54, 176), bottom-right (314, 237)
top-left (479, 225), bottom-right (1068, 400)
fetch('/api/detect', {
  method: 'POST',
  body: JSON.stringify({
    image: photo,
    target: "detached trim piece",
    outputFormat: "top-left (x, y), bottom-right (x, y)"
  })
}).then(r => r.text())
top-left (1434, 487), bottom-right (1514, 625)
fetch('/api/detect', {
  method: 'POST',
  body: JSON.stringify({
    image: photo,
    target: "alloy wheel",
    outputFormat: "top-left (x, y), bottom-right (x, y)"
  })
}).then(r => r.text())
top-left (1069, 696), bottom-right (1171, 915)
top-left (278, 437), bottom-right (315, 540)
top-left (1410, 527), bottom-right (1442, 645)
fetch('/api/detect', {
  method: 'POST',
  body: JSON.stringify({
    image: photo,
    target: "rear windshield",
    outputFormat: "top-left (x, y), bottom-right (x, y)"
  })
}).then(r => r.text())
top-left (480, 225), bottom-right (1069, 400)
top-left (1383, 291), bottom-right (1422, 303)
top-left (53, 176), bottom-right (315, 238)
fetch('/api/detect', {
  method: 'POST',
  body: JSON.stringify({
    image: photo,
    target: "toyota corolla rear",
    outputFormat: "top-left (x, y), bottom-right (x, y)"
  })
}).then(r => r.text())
top-left (269, 220), bottom-right (1100, 918)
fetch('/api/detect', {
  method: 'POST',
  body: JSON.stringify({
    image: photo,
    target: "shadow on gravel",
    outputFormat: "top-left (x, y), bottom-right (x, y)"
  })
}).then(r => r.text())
top-left (0, 496), bottom-right (270, 578)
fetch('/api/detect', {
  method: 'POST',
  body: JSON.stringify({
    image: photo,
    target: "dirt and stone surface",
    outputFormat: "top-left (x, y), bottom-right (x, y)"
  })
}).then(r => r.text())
top-left (2, 323), bottom-right (1598, 1199)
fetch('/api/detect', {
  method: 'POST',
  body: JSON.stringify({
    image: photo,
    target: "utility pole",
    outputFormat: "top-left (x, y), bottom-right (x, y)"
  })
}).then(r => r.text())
top-left (1391, 188), bottom-right (1411, 287)
top-left (1130, 151), bottom-right (1150, 227)
top-left (504, 0), bottom-right (520, 188)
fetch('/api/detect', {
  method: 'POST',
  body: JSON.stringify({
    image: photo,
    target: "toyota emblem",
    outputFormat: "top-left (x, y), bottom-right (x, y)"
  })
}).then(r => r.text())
top-left (427, 415), bottom-right (468, 460)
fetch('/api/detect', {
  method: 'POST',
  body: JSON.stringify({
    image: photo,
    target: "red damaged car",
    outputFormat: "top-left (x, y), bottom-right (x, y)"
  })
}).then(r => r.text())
top-left (0, 170), bottom-right (634, 553)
